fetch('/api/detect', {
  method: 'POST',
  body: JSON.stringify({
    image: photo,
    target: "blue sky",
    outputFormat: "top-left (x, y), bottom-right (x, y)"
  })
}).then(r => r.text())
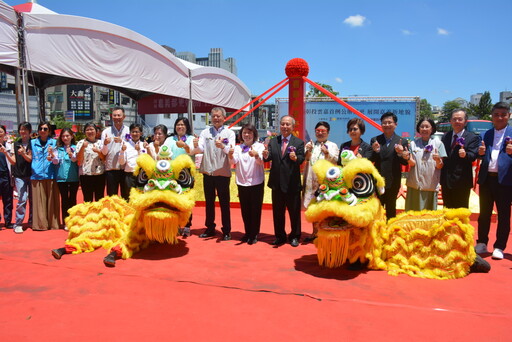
top-left (6, 0), bottom-right (512, 107)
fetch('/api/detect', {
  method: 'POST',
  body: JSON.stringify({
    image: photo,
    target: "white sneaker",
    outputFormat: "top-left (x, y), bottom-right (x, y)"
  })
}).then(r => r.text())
top-left (475, 243), bottom-right (488, 254)
top-left (14, 225), bottom-right (23, 234)
top-left (492, 248), bottom-right (504, 260)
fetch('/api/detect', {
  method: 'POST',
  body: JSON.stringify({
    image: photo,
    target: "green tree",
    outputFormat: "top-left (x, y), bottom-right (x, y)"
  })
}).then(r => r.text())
top-left (440, 100), bottom-right (464, 123)
top-left (419, 99), bottom-right (433, 119)
top-left (306, 82), bottom-right (339, 98)
top-left (52, 114), bottom-right (72, 130)
top-left (468, 91), bottom-right (493, 120)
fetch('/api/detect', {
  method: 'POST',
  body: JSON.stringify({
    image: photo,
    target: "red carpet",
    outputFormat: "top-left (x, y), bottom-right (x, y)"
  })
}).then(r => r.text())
top-left (1, 203), bottom-right (511, 341)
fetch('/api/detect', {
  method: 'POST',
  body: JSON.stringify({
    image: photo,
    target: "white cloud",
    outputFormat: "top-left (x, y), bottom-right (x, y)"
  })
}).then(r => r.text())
top-left (437, 28), bottom-right (449, 35)
top-left (401, 29), bottom-right (413, 35)
top-left (343, 15), bottom-right (366, 27)
top-left (335, 77), bottom-right (343, 83)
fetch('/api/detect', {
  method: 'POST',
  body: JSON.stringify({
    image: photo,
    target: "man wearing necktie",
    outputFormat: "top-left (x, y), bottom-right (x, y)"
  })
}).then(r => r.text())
top-left (475, 102), bottom-right (512, 260)
top-left (263, 116), bottom-right (305, 247)
top-left (440, 109), bottom-right (480, 209)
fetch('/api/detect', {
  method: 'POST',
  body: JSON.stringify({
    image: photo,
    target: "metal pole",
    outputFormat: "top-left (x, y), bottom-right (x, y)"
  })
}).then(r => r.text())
top-left (21, 68), bottom-right (30, 122)
top-left (187, 69), bottom-right (194, 133)
top-left (15, 68), bottom-right (24, 126)
top-left (38, 86), bottom-right (46, 122)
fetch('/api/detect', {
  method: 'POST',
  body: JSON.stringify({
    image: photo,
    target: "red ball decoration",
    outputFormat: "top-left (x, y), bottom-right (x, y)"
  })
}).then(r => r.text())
top-left (285, 58), bottom-right (309, 77)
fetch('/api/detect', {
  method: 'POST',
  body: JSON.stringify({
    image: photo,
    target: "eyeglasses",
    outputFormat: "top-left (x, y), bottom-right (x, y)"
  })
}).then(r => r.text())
top-left (381, 121), bottom-right (395, 126)
top-left (39, 127), bottom-right (49, 131)
top-left (315, 129), bottom-right (328, 134)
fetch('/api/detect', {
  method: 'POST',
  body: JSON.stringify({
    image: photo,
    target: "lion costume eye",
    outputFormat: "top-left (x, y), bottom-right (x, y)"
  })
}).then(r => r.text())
top-left (177, 168), bottom-right (194, 189)
top-left (326, 167), bottom-right (341, 182)
top-left (350, 173), bottom-right (375, 197)
top-left (136, 169), bottom-right (149, 187)
top-left (156, 160), bottom-right (171, 173)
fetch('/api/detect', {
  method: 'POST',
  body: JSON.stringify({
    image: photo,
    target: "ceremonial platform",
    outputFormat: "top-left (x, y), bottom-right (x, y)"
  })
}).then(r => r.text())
top-left (0, 199), bottom-right (510, 341)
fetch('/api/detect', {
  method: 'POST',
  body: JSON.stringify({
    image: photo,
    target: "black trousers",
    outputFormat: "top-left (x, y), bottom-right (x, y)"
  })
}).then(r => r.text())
top-left (477, 176), bottom-right (512, 250)
top-left (271, 188), bottom-right (301, 241)
top-left (238, 183), bottom-right (264, 239)
top-left (442, 186), bottom-right (471, 209)
top-left (106, 170), bottom-right (129, 200)
top-left (203, 175), bottom-right (231, 234)
top-left (124, 172), bottom-right (137, 198)
top-left (80, 174), bottom-right (105, 202)
top-left (379, 184), bottom-right (401, 220)
top-left (0, 173), bottom-right (13, 225)
top-left (57, 181), bottom-right (79, 223)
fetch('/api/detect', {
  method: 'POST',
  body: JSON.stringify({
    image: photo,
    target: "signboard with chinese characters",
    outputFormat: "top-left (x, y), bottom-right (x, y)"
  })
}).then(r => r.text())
top-left (277, 98), bottom-right (418, 146)
top-left (0, 73), bottom-right (6, 89)
top-left (138, 94), bottom-right (223, 114)
top-left (67, 85), bottom-right (93, 120)
top-left (65, 110), bottom-right (75, 122)
top-left (108, 89), bottom-right (120, 106)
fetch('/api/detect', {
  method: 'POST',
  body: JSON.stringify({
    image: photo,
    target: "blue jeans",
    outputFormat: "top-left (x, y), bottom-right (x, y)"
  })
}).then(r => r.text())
top-left (15, 177), bottom-right (32, 226)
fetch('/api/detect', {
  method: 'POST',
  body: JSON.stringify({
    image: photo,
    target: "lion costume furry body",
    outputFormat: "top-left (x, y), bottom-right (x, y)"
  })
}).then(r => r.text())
top-left (305, 153), bottom-right (487, 280)
top-left (52, 153), bottom-right (196, 266)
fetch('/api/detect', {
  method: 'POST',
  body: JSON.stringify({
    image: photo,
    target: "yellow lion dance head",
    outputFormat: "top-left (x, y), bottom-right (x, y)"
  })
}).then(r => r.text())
top-left (56, 152), bottom-right (197, 266)
top-left (130, 153), bottom-right (196, 244)
top-left (305, 154), bottom-right (386, 268)
top-left (305, 152), bottom-right (489, 280)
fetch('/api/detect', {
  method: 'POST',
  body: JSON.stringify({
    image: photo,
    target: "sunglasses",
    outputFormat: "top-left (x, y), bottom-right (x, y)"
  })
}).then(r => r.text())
top-left (39, 127), bottom-right (49, 131)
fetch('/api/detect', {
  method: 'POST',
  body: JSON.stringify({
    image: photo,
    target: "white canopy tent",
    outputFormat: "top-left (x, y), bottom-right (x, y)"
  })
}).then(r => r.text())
top-left (0, 1), bottom-right (18, 69)
top-left (0, 0), bottom-right (251, 121)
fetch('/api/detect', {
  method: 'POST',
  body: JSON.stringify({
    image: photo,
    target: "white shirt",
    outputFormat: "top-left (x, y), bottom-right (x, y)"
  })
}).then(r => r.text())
top-left (118, 140), bottom-right (146, 172)
top-left (488, 127), bottom-right (506, 172)
top-left (77, 139), bottom-right (105, 176)
top-left (101, 125), bottom-right (130, 170)
top-left (231, 142), bottom-right (265, 186)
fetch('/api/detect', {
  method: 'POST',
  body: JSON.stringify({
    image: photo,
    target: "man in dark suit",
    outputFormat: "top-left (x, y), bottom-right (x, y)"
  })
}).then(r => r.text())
top-left (370, 112), bottom-right (408, 220)
top-left (475, 102), bottom-right (512, 260)
top-left (440, 109), bottom-right (481, 209)
top-left (263, 115), bottom-right (305, 247)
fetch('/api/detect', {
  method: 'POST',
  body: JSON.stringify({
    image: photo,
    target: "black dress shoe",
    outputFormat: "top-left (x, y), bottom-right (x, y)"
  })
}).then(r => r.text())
top-left (248, 238), bottom-right (257, 245)
top-left (199, 231), bottom-right (215, 238)
top-left (470, 254), bottom-right (491, 273)
top-left (290, 238), bottom-right (299, 247)
top-left (240, 235), bottom-right (249, 243)
top-left (103, 251), bottom-right (118, 267)
top-left (271, 239), bottom-right (285, 246)
top-left (222, 234), bottom-right (231, 241)
top-left (51, 248), bottom-right (66, 260)
top-left (5, 223), bottom-right (13, 229)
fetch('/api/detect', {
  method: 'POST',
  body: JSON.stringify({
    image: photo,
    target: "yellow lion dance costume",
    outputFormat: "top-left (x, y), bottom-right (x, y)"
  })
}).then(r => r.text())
top-left (305, 151), bottom-right (489, 280)
top-left (51, 152), bottom-right (196, 267)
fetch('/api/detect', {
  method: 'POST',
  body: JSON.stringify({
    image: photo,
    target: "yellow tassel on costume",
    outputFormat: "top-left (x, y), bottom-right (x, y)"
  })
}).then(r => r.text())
top-left (142, 211), bottom-right (180, 244)
top-left (315, 229), bottom-right (351, 268)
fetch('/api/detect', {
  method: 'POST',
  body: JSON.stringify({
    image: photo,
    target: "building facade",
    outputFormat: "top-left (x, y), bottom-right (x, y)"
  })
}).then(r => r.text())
top-left (175, 48), bottom-right (237, 76)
